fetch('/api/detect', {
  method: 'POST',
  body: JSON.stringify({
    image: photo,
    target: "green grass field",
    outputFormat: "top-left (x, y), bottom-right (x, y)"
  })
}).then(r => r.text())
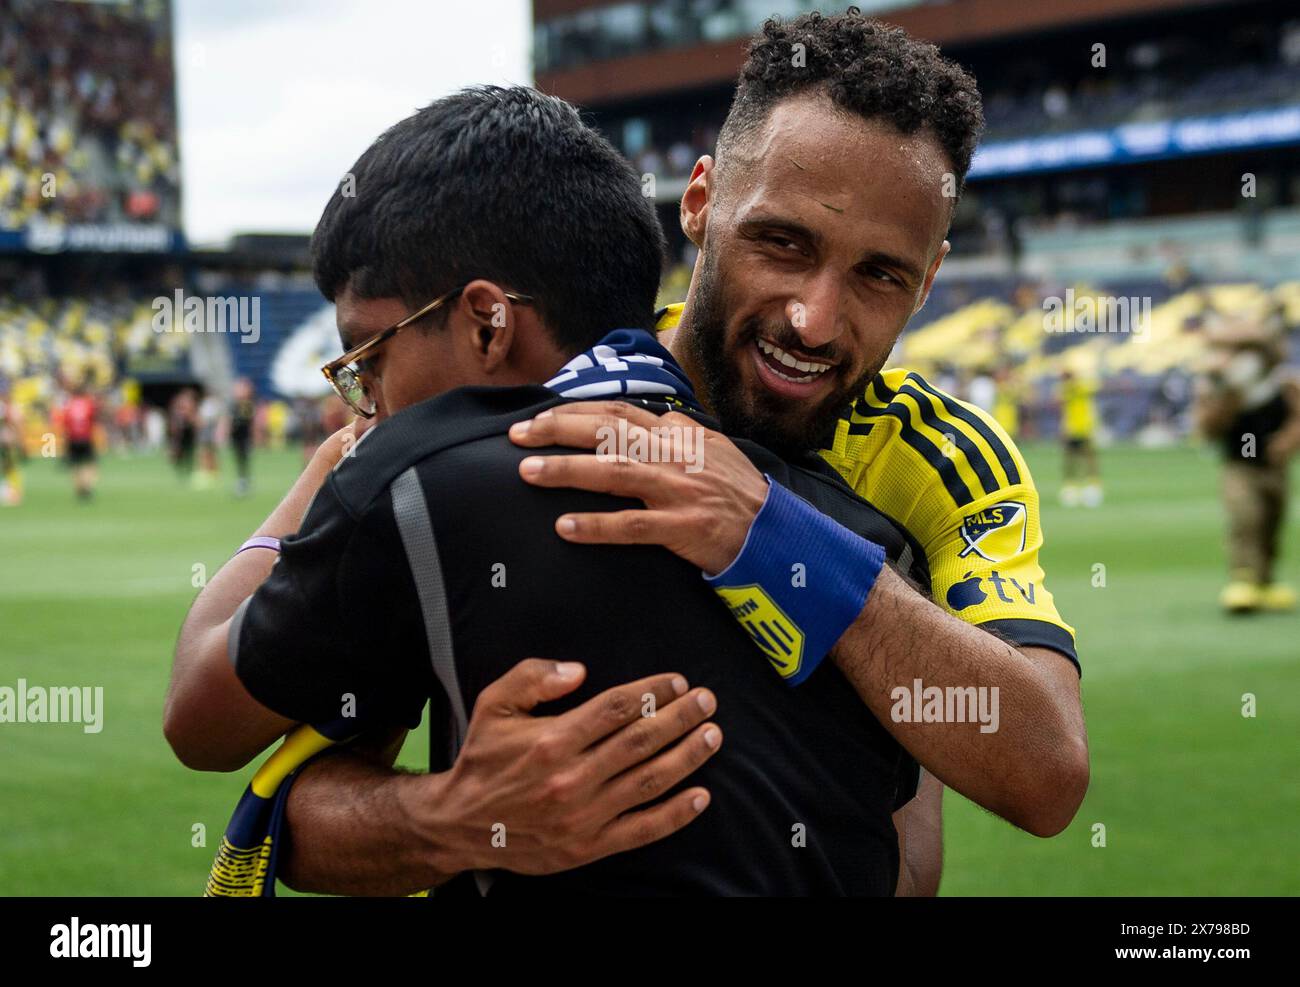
top-left (1, 442), bottom-right (1297, 895)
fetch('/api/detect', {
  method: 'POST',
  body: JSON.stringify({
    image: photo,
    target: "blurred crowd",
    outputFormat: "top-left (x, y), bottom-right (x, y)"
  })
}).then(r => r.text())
top-left (891, 278), bottom-right (1300, 445)
top-left (2, 262), bottom-right (1296, 506)
top-left (0, 0), bottom-right (179, 231)
top-left (0, 270), bottom-right (182, 426)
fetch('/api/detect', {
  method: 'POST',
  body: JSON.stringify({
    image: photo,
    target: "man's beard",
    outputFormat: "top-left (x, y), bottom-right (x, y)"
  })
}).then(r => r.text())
top-left (687, 255), bottom-right (881, 460)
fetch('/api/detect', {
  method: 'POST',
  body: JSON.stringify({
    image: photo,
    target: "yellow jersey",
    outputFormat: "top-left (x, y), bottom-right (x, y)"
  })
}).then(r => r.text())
top-left (1061, 378), bottom-right (1099, 440)
top-left (657, 304), bottom-right (1077, 667)
top-left (992, 382), bottom-right (1021, 438)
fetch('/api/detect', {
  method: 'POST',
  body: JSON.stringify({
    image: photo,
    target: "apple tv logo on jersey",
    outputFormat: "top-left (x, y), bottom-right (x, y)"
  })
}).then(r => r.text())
top-left (947, 571), bottom-right (1038, 611)
top-left (947, 572), bottom-right (988, 610)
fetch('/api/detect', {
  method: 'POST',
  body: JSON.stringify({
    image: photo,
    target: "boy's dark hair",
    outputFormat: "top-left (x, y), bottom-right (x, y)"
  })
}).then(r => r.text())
top-left (718, 8), bottom-right (984, 195)
top-left (312, 85), bottom-right (665, 352)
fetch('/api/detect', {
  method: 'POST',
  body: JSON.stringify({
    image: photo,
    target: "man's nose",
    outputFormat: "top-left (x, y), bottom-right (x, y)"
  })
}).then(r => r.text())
top-left (786, 278), bottom-right (845, 351)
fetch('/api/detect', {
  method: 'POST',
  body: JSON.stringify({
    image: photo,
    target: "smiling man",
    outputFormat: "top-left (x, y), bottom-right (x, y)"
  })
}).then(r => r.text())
top-left (510, 10), bottom-right (1088, 840)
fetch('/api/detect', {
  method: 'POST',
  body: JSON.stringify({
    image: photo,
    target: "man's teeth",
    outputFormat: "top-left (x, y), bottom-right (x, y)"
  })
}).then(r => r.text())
top-left (756, 338), bottom-right (832, 382)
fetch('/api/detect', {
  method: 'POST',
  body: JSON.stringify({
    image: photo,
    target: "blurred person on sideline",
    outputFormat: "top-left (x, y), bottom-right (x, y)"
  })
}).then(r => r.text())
top-left (295, 396), bottom-right (325, 463)
top-left (168, 387), bottom-right (198, 480)
top-left (113, 379), bottom-right (144, 453)
top-left (1196, 314), bottom-right (1300, 613)
top-left (1059, 368), bottom-right (1102, 507)
top-left (229, 378), bottom-right (257, 496)
top-left (264, 399), bottom-right (289, 450)
top-left (196, 391), bottom-right (224, 489)
top-left (992, 365), bottom-right (1022, 438)
top-left (60, 379), bottom-right (100, 502)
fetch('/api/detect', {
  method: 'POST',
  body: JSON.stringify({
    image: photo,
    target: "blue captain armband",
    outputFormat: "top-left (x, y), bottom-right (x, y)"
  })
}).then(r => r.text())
top-left (705, 476), bottom-right (886, 685)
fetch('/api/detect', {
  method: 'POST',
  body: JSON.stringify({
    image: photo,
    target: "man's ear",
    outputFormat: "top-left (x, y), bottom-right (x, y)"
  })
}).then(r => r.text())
top-left (457, 280), bottom-right (515, 374)
top-left (913, 240), bottom-right (951, 318)
top-left (680, 155), bottom-right (715, 248)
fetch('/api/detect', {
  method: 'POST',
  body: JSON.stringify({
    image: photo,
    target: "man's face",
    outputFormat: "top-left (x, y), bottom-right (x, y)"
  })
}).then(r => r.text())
top-left (684, 93), bottom-right (952, 455)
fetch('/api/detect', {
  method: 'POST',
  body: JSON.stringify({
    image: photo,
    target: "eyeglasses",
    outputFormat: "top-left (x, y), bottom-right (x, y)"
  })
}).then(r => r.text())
top-left (320, 283), bottom-right (534, 418)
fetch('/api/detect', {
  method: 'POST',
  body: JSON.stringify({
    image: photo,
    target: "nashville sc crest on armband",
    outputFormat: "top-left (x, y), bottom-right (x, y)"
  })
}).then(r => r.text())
top-left (714, 584), bottom-right (807, 681)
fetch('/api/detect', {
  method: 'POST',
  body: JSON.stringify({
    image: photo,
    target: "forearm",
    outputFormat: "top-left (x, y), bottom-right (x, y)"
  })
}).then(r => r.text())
top-left (165, 437), bottom-right (344, 767)
top-left (834, 566), bottom-right (1088, 836)
top-left (280, 754), bottom-right (459, 897)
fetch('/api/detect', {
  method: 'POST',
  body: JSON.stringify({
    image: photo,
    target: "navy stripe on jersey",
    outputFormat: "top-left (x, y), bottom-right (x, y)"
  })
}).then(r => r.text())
top-left (979, 618), bottom-right (1079, 674)
top-left (853, 377), bottom-right (975, 507)
top-left (907, 373), bottom-right (1022, 487)
top-left (895, 381), bottom-right (1001, 498)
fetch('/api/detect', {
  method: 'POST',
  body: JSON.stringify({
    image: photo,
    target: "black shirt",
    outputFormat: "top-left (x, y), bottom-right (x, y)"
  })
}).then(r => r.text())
top-left (230, 398), bottom-right (256, 441)
top-left (231, 384), bottom-right (932, 896)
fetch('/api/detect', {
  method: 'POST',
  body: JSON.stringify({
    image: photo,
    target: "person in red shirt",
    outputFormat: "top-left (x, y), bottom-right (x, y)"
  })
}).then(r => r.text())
top-left (61, 382), bottom-right (99, 501)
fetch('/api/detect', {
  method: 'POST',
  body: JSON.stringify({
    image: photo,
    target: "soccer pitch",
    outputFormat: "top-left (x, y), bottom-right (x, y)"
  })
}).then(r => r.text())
top-left (1, 442), bottom-right (1297, 896)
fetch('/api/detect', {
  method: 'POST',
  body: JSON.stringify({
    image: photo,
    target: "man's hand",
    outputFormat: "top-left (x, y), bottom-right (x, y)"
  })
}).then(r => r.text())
top-left (510, 400), bottom-right (767, 574)
top-left (419, 659), bottom-right (722, 876)
top-left (281, 658), bottom-right (723, 895)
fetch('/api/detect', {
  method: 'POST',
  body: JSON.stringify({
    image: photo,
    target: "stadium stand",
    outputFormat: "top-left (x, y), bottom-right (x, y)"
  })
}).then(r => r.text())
top-left (0, 0), bottom-right (180, 234)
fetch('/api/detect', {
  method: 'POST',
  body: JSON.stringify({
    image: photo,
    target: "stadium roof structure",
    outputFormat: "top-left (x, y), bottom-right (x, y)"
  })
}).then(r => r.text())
top-left (534, 0), bottom-right (1230, 108)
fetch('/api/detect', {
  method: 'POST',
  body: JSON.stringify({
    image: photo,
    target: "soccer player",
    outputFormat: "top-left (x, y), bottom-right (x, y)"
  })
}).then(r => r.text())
top-left (228, 377), bottom-right (256, 496)
top-left (992, 366), bottom-right (1023, 439)
top-left (167, 86), bottom-right (941, 895)
top-left (1196, 314), bottom-right (1300, 612)
top-left (1059, 368), bottom-right (1103, 507)
top-left (168, 387), bottom-right (198, 480)
top-left (244, 14), bottom-right (1087, 897)
top-left (194, 390), bottom-right (223, 490)
top-left (60, 380), bottom-right (99, 501)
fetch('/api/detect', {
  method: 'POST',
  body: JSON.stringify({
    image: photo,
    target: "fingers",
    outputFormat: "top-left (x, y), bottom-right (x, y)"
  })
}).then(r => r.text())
top-left (547, 401), bottom-right (665, 424)
top-left (508, 401), bottom-right (664, 449)
top-left (509, 406), bottom-right (657, 452)
top-left (551, 508), bottom-right (678, 546)
top-left (590, 787), bottom-right (713, 861)
top-left (558, 672), bottom-right (689, 751)
top-left (519, 452), bottom-right (678, 502)
top-left (603, 721), bottom-right (723, 817)
top-left (584, 686), bottom-right (717, 781)
top-left (475, 658), bottom-right (587, 717)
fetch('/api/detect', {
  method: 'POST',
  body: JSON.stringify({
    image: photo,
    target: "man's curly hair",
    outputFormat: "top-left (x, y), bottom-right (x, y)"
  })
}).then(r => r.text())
top-left (718, 8), bottom-right (984, 194)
